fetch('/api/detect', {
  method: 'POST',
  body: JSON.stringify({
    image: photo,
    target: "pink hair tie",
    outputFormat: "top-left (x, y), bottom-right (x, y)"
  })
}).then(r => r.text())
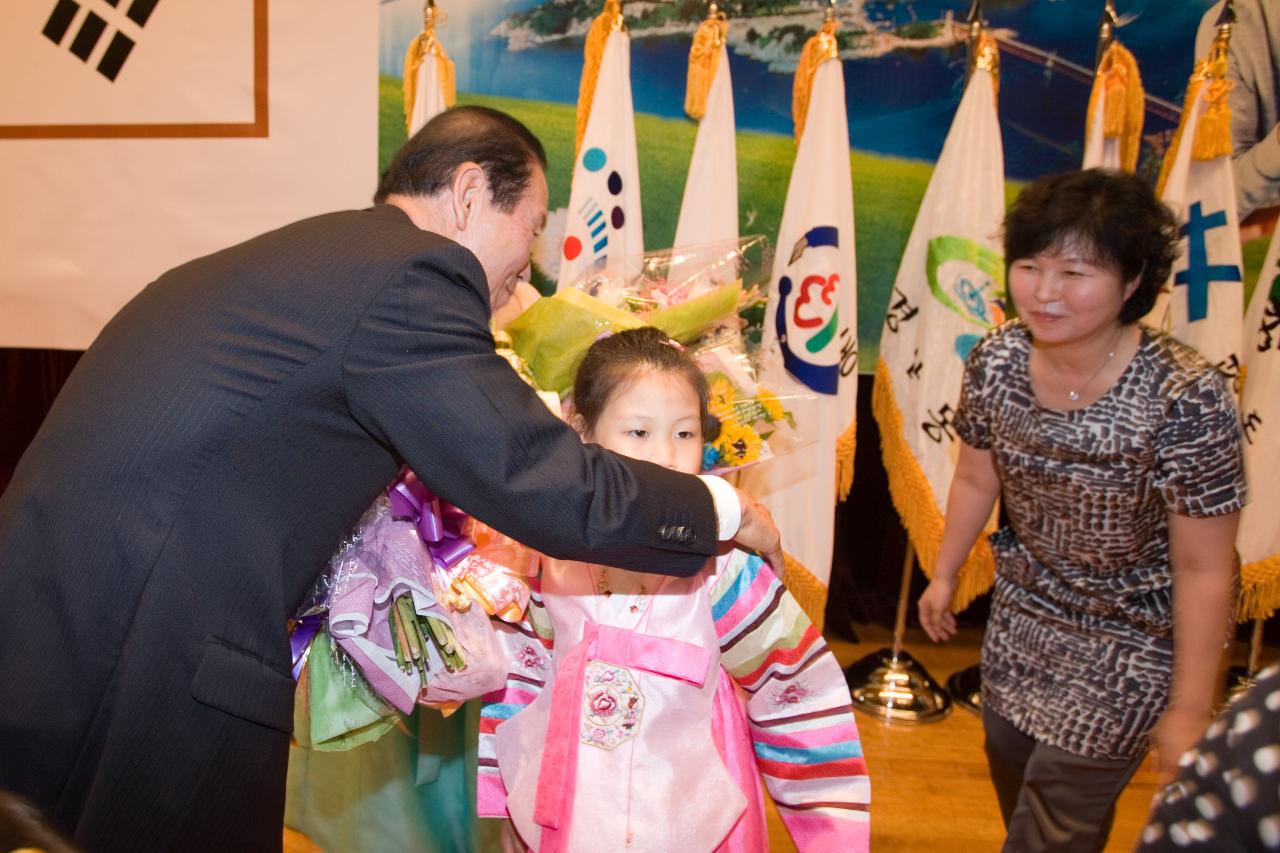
top-left (594, 330), bottom-right (614, 343)
top-left (662, 338), bottom-right (685, 352)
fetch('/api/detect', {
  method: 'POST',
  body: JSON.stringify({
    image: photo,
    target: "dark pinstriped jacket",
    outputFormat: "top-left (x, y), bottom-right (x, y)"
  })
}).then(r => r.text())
top-left (0, 204), bottom-right (714, 852)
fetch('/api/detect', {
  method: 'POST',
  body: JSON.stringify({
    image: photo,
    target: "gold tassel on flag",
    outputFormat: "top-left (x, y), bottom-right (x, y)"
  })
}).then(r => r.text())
top-left (1156, 17), bottom-right (1234, 194)
top-left (835, 421), bottom-right (855, 502)
top-left (403, 2), bottom-right (456, 135)
top-left (782, 552), bottom-right (828, 632)
top-left (1240, 555), bottom-right (1280, 621)
top-left (576, 0), bottom-right (626, 156)
top-left (970, 31), bottom-right (1001, 104)
top-left (1193, 24), bottom-right (1234, 161)
top-left (1085, 42), bottom-right (1144, 172)
top-left (684, 5), bottom-right (727, 120)
top-left (791, 14), bottom-right (839, 143)
top-left (872, 359), bottom-right (995, 611)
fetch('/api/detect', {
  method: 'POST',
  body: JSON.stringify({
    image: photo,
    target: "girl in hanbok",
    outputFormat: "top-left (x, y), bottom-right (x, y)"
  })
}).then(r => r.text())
top-left (478, 327), bottom-right (870, 852)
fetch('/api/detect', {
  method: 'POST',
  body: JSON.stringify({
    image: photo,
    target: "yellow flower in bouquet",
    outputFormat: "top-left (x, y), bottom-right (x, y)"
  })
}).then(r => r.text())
top-left (709, 377), bottom-right (737, 415)
top-left (714, 419), bottom-right (762, 466)
top-left (757, 388), bottom-right (786, 423)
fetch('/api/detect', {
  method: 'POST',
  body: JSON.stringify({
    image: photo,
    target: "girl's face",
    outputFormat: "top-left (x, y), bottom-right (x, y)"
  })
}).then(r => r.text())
top-left (1008, 241), bottom-right (1138, 345)
top-left (584, 369), bottom-right (704, 475)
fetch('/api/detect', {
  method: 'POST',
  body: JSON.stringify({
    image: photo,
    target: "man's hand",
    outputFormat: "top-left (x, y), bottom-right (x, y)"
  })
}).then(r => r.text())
top-left (732, 488), bottom-right (784, 572)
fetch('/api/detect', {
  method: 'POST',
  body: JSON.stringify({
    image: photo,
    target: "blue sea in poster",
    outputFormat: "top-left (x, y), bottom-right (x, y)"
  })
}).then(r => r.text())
top-left (380, 0), bottom-right (1218, 180)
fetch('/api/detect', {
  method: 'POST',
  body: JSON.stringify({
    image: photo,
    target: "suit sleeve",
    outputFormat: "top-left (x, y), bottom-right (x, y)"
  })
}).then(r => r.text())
top-left (342, 246), bottom-right (716, 576)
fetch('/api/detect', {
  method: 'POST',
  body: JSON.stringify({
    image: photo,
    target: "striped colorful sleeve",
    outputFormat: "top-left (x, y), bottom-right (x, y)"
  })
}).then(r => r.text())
top-left (477, 573), bottom-right (554, 818)
top-left (711, 550), bottom-right (870, 853)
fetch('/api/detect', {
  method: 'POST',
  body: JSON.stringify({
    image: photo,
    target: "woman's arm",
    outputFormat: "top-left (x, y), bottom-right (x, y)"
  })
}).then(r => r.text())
top-left (917, 441), bottom-right (1001, 642)
top-left (1153, 510), bottom-right (1240, 783)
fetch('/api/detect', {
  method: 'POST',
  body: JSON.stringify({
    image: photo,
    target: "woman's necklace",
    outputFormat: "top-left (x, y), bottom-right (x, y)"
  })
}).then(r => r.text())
top-left (1044, 326), bottom-right (1125, 402)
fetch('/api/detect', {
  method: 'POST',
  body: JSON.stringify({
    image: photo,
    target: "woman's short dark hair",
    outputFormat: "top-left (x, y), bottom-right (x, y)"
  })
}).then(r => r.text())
top-left (374, 106), bottom-right (547, 212)
top-left (572, 327), bottom-right (719, 442)
top-left (1003, 169), bottom-right (1179, 324)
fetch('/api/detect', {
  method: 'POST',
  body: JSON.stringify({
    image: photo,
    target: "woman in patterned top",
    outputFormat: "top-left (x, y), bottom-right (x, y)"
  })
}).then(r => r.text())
top-left (917, 169), bottom-right (1246, 852)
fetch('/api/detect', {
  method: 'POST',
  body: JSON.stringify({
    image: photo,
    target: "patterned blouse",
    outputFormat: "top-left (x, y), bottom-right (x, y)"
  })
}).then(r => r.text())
top-left (955, 321), bottom-right (1246, 760)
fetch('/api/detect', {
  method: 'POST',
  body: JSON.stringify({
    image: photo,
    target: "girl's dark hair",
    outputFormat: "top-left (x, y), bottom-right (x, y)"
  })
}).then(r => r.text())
top-left (572, 327), bottom-right (719, 441)
top-left (374, 105), bottom-right (547, 212)
top-left (1003, 168), bottom-right (1179, 324)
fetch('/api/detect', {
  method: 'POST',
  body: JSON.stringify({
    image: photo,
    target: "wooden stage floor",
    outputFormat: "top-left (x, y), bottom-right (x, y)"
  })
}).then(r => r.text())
top-left (794, 623), bottom-right (1161, 852)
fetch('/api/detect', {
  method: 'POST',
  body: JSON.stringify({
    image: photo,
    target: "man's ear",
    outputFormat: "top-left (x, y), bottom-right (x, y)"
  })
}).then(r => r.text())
top-left (449, 162), bottom-right (487, 231)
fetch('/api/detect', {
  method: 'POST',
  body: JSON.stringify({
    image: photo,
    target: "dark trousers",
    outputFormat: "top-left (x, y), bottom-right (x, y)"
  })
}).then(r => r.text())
top-left (983, 708), bottom-right (1145, 853)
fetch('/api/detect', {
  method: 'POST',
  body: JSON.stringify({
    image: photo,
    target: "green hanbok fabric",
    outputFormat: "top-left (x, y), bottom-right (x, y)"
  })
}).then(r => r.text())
top-left (285, 701), bottom-right (500, 852)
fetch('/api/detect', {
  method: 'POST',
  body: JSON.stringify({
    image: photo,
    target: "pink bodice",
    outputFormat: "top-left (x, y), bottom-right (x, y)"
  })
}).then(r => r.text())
top-left (496, 555), bottom-right (748, 852)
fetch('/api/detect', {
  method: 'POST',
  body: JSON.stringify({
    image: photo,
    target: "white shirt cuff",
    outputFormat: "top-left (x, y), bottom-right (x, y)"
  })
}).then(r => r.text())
top-left (697, 474), bottom-right (741, 541)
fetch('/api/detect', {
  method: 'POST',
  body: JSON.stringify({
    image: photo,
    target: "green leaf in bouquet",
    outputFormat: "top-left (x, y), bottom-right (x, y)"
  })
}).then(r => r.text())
top-left (304, 628), bottom-right (399, 752)
top-left (647, 280), bottom-right (743, 345)
top-left (506, 289), bottom-right (644, 395)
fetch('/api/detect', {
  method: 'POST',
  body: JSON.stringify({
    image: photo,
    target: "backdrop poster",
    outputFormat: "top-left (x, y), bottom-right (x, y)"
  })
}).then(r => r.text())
top-left (378, 0), bottom-right (1222, 371)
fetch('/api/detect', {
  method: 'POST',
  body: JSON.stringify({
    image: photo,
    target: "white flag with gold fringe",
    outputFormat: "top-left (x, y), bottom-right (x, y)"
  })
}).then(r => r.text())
top-left (557, 3), bottom-right (643, 291)
top-left (737, 21), bottom-right (856, 625)
top-left (1237, 228), bottom-right (1280, 619)
top-left (871, 34), bottom-right (1005, 610)
top-left (403, 6), bottom-right (456, 137)
top-left (1082, 40), bottom-right (1144, 172)
top-left (674, 14), bottom-right (737, 251)
top-left (1146, 40), bottom-right (1243, 374)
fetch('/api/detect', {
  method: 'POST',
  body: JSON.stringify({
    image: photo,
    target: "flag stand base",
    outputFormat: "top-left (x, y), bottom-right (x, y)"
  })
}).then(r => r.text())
top-left (846, 647), bottom-right (952, 724)
top-left (844, 542), bottom-right (951, 724)
top-left (946, 663), bottom-right (982, 716)
top-left (1226, 617), bottom-right (1267, 700)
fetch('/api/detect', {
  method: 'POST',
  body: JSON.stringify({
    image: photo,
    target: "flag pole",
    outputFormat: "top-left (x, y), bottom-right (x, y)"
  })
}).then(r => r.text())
top-left (1094, 0), bottom-right (1117, 70)
top-left (964, 0), bottom-right (983, 84)
top-left (845, 539), bottom-right (952, 724)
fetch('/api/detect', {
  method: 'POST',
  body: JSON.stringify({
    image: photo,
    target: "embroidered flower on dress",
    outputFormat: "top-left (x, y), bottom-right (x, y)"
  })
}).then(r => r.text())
top-left (774, 682), bottom-right (811, 706)
top-left (590, 690), bottom-right (618, 716)
top-left (516, 644), bottom-right (547, 670)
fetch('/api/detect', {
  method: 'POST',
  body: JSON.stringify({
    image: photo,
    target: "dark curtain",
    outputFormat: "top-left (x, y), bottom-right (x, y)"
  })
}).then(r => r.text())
top-left (1, 348), bottom-right (82, 496)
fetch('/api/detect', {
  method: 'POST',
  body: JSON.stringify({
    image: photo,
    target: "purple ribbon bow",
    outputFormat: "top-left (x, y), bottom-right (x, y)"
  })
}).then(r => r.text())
top-left (289, 612), bottom-right (325, 681)
top-left (387, 470), bottom-right (476, 570)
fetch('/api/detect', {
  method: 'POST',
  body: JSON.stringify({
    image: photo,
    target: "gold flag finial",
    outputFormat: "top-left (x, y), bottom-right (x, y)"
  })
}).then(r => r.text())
top-left (965, 1), bottom-right (994, 85)
top-left (791, 1), bottom-right (840, 143)
top-left (1095, 0), bottom-right (1117, 69)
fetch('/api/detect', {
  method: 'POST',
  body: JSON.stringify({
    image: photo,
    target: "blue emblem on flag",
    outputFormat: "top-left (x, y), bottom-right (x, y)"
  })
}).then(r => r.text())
top-left (776, 225), bottom-right (842, 395)
top-left (1176, 202), bottom-right (1242, 322)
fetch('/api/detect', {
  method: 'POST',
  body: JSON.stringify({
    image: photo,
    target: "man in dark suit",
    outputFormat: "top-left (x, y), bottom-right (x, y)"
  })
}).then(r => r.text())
top-left (0, 106), bottom-right (781, 851)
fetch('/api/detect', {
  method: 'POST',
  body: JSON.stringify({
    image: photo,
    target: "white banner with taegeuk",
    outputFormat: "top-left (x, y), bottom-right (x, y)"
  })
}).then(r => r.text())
top-left (0, 0), bottom-right (376, 349)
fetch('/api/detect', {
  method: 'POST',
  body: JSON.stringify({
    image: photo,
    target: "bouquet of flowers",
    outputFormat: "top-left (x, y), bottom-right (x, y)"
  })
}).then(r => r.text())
top-left (507, 236), bottom-right (772, 396)
top-left (507, 236), bottom-right (812, 475)
top-left (694, 332), bottom-right (806, 474)
top-left (290, 469), bottom-right (538, 750)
